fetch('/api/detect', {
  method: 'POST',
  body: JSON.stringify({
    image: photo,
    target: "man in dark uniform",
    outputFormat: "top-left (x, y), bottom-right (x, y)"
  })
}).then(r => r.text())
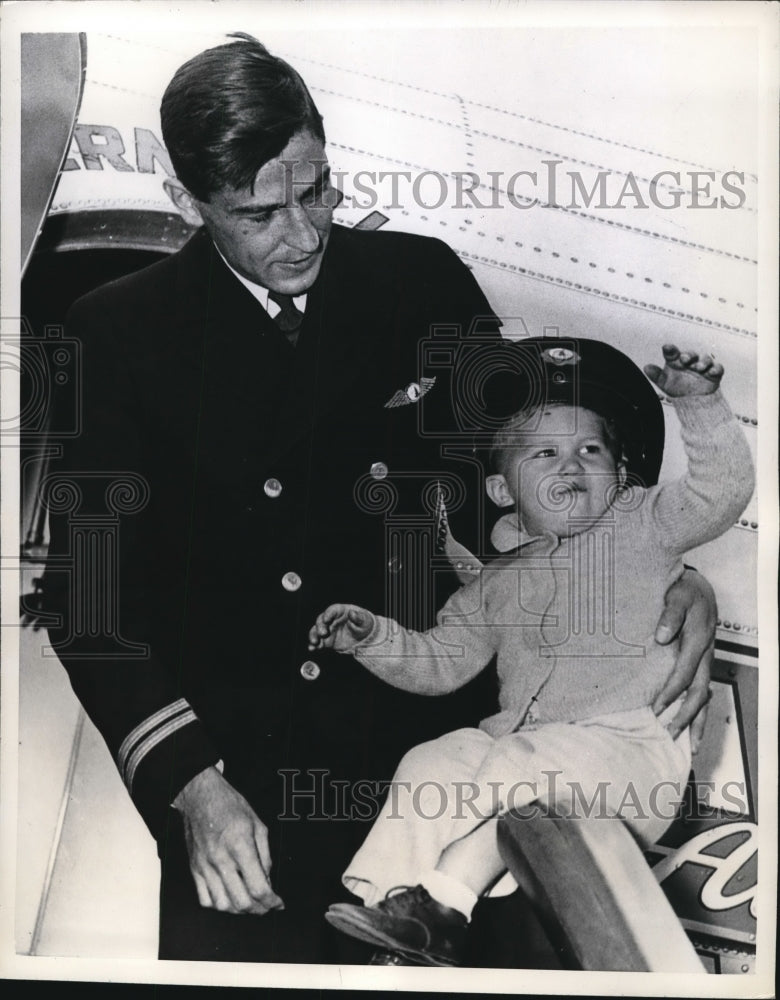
top-left (44, 34), bottom-right (715, 965)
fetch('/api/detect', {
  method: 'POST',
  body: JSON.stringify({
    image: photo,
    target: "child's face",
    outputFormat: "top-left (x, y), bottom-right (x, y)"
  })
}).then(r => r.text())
top-left (486, 406), bottom-right (625, 537)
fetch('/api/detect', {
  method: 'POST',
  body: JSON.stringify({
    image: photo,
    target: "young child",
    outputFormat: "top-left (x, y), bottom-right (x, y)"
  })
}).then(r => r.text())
top-left (308, 339), bottom-right (754, 966)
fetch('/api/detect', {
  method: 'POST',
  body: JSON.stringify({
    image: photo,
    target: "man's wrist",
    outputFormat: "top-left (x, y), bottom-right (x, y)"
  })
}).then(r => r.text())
top-left (172, 763), bottom-right (224, 812)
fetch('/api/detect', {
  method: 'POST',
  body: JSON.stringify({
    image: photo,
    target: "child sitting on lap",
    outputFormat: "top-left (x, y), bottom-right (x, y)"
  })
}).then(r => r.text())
top-left (308, 338), bottom-right (754, 967)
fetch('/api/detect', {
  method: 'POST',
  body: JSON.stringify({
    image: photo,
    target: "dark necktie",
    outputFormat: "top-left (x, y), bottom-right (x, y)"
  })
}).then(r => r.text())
top-left (268, 291), bottom-right (304, 348)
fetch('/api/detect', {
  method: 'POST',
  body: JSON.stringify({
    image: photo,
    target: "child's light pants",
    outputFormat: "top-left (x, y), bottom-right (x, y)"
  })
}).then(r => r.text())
top-left (343, 704), bottom-right (691, 906)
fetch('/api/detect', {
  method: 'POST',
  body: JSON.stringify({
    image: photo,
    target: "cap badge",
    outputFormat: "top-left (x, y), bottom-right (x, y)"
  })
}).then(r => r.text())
top-left (542, 347), bottom-right (579, 365)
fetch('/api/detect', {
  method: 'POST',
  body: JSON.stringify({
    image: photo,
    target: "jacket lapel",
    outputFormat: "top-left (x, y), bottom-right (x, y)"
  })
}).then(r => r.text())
top-left (265, 225), bottom-right (399, 463)
top-left (169, 226), bottom-right (400, 468)
top-left (172, 230), bottom-right (295, 469)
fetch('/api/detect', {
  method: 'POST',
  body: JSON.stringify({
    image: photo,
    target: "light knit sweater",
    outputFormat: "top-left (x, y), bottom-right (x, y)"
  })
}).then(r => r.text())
top-left (353, 392), bottom-right (754, 735)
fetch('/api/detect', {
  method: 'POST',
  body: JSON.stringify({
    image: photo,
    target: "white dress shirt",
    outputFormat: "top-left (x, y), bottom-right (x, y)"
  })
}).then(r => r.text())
top-left (217, 248), bottom-right (307, 318)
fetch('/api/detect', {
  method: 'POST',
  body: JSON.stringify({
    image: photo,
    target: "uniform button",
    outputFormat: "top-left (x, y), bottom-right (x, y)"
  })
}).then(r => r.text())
top-left (388, 556), bottom-right (403, 573)
top-left (370, 461), bottom-right (389, 480)
top-left (300, 660), bottom-right (321, 681)
top-left (281, 571), bottom-right (302, 592)
top-left (264, 478), bottom-right (283, 498)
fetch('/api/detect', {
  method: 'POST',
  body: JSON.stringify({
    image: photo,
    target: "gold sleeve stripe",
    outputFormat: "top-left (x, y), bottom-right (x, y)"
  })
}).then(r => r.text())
top-left (117, 697), bottom-right (191, 780)
top-left (123, 709), bottom-right (199, 793)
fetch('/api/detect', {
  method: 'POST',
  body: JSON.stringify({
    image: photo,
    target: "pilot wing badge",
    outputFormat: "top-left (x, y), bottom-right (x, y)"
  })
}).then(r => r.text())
top-left (384, 376), bottom-right (436, 408)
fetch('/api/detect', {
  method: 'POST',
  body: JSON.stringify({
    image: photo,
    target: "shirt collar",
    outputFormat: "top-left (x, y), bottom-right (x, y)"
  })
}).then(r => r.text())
top-left (490, 512), bottom-right (555, 553)
top-left (215, 246), bottom-right (307, 317)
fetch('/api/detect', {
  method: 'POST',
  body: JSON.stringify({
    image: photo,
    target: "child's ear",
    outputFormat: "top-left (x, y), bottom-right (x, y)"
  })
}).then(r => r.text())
top-left (485, 474), bottom-right (515, 508)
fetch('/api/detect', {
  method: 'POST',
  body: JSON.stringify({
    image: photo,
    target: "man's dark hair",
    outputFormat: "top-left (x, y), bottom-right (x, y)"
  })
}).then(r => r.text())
top-left (160, 32), bottom-right (325, 201)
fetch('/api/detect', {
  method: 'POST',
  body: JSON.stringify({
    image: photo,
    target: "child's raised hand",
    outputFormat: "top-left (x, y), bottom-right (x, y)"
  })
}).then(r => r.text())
top-left (644, 344), bottom-right (723, 398)
top-left (308, 604), bottom-right (375, 652)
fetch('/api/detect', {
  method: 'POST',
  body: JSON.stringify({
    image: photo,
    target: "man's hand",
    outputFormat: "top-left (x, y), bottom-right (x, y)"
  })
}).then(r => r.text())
top-left (644, 343), bottom-right (723, 398)
top-left (652, 569), bottom-right (717, 752)
top-left (172, 766), bottom-right (284, 915)
top-left (308, 603), bottom-right (374, 652)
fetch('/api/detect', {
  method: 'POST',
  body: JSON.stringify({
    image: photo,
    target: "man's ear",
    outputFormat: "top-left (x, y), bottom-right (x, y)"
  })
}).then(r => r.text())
top-left (163, 178), bottom-right (205, 228)
top-left (617, 461), bottom-right (628, 487)
top-left (485, 474), bottom-right (515, 508)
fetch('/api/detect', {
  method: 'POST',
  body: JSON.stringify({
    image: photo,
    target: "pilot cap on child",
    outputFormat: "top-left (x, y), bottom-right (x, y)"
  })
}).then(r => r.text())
top-left (463, 337), bottom-right (665, 487)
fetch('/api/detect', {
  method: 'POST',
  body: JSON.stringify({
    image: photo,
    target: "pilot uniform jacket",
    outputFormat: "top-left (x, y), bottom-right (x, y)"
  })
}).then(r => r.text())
top-left (43, 223), bottom-right (501, 963)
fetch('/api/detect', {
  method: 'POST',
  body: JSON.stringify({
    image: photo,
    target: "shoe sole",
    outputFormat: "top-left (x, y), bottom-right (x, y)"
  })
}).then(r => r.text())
top-left (324, 908), bottom-right (458, 967)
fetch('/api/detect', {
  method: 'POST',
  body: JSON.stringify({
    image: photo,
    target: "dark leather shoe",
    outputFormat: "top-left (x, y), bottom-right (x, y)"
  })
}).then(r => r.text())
top-left (325, 885), bottom-right (467, 966)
